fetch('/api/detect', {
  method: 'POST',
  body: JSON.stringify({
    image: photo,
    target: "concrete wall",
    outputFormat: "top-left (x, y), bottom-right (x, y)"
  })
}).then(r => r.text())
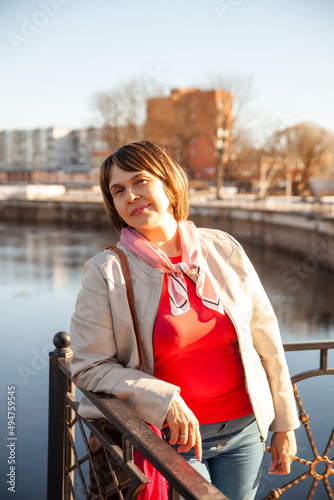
top-left (1, 199), bottom-right (334, 271)
top-left (189, 204), bottom-right (334, 271)
top-left (0, 199), bottom-right (109, 226)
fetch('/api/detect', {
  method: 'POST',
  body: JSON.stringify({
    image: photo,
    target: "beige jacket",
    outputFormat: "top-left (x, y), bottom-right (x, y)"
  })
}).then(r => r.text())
top-left (70, 228), bottom-right (300, 440)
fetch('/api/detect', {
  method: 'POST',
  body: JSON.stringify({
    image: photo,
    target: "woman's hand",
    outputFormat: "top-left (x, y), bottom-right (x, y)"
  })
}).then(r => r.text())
top-left (166, 392), bottom-right (202, 462)
top-left (269, 430), bottom-right (297, 475)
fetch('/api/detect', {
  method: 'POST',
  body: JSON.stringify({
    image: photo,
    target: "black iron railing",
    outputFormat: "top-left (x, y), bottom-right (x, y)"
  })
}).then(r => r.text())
top-left (47, 333), bottom-right (334, 500)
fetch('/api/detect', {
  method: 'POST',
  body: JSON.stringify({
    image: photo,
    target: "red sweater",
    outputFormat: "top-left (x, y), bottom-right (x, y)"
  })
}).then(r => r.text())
top-left (153, 257), bottom-right (253, 425)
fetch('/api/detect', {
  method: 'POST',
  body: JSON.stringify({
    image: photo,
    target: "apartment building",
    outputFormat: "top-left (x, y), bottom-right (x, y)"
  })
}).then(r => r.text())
top-left (145, 88), bottom-right (233, 179)
top-left (0, 127), bottom-right (109, 182)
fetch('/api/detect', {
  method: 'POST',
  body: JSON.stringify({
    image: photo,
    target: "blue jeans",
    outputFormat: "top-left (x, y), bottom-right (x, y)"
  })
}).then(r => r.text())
top-left (167, 413), bottom-right (265, 500)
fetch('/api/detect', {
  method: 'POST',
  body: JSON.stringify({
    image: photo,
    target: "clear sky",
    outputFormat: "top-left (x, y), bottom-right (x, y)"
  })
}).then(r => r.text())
top-left (1, 0), bottom-right (334, 136)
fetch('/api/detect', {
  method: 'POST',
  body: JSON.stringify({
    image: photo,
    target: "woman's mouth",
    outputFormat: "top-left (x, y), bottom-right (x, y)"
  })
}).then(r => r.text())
top-left (131, 205), bottom-right (149, 216)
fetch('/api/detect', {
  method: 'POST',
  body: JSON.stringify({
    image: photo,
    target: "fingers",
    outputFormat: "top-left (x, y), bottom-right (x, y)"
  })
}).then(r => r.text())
top-left (178, 433), bottom-right (188, 441)
top-left (270, 444), bottom-right (279, 467)
top-left (166, 393), bottom-right (202, 461)
top-left (269, 454), bottom-right (293, 475)
top-left (269, 457), bottom-right (291, 475)
top-left (279, 450), bottom-right (294, 475)
top-left (194, 426), bottom-right (202, 462)
top-left (269, 430), bottom-right (296, 475)
top-left (269, 444), bottom-right (284, 475)
top-left (178, 420), bottom-right (201, 456)
top-left (168, 416), bottom-right (199, 452)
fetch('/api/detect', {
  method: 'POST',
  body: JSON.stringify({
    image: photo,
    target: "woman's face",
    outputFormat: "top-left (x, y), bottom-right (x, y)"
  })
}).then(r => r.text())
top-left (109, 165), bottom-right (175, 239)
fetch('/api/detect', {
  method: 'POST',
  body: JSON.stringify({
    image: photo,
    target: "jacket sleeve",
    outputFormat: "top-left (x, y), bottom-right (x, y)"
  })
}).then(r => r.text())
top-left (244, 250), bottom-right (300, 432)
top-left (70, 259), bottom-right (179, 429)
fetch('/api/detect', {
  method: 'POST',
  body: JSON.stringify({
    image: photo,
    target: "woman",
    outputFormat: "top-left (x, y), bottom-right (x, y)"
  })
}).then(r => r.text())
top-left (70, 141), bottom-right (299, 500)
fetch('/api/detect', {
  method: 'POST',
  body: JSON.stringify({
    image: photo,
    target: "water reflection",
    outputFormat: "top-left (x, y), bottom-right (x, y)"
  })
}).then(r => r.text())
top-left (2, 222), bottom-right (333, 342)
top-left (243, 242), bottom-right (334, 342)
top-left (1, 223), bottom-right (118, 289)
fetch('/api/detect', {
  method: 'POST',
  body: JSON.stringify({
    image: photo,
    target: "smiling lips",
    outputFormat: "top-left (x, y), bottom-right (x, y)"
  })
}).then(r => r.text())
top-left (130, 205), bottom-right (150, 216)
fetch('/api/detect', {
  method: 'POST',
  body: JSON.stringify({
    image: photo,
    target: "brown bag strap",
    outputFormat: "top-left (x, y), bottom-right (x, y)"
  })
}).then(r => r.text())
top-left (106, 244), bottom-right (146, 373)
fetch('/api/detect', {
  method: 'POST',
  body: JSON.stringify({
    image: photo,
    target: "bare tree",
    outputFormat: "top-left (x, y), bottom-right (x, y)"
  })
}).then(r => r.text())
top-left (92, 78), bottom-right (165, 151)
top-left (256, 153), bottom-right (285, 198)
top-left (264, 123), bottom-right (334, 196)
top-left (205, 74), bottom-right (255, 155)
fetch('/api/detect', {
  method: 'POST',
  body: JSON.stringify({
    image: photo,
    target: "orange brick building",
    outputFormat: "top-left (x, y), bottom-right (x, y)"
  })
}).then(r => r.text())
top-left (145, 88), bottom-right (233, 179)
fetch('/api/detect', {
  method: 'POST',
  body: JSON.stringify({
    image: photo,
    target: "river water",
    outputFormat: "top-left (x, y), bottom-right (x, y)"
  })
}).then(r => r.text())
top-left (0, 221), bottom-right (333, 500)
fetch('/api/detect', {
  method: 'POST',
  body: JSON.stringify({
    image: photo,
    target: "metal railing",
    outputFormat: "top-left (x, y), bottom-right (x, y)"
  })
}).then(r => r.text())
top-left (47, 333), bottom-right (334, 500)
top-left (263, 340), bottom-right (334, 499)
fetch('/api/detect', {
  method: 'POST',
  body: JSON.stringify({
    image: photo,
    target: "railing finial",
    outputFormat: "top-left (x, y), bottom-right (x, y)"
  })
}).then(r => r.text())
top-left (53, 331), bottom-right (71, 354)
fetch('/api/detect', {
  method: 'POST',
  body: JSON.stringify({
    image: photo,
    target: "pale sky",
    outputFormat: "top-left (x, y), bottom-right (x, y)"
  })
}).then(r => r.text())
top-left (1, 0), bottom-right (334, 137)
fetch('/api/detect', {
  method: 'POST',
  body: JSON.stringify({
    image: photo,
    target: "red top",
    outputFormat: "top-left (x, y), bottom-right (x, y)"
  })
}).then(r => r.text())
top-left (153, 256), bottom-right (253, 425)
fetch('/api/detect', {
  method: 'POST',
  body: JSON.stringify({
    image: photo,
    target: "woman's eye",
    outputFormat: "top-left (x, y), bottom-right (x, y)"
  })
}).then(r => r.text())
top-left (112, 189), bottom-right (123, 196)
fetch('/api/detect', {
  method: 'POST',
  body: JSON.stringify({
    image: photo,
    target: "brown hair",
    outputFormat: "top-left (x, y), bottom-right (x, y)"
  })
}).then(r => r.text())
top-left (100, 141), bottom-right (189, 233)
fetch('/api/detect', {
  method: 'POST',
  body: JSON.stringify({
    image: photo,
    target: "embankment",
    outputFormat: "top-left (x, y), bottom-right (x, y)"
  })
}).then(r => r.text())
top-left (1, 198), bottom-right (334, 270)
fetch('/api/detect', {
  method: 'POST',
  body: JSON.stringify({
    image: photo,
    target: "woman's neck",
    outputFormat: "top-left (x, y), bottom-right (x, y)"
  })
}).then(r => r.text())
top-left (140, 217), bottom-right (181, 257)
top-left (158, 229), bottom-right (181, 257)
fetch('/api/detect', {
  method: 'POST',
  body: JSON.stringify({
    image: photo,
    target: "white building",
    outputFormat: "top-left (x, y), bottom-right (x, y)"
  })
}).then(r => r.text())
top-left (0, 127), bottom-right (109, 174)
top-left (0, 128), bottom-right (57, 172)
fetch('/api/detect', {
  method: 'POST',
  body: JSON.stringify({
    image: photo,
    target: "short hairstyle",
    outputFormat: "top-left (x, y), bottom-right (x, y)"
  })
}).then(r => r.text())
top-left (100, 141), bottom-right (189, 233)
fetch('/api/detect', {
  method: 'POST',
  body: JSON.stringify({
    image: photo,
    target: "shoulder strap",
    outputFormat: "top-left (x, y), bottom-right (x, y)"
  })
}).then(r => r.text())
top-left (106, 244), bottom-right (146, 373)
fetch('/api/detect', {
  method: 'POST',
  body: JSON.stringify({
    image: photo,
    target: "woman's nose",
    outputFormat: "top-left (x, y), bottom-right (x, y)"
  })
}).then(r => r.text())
top-left (126, 188), bottom-right (139, 202)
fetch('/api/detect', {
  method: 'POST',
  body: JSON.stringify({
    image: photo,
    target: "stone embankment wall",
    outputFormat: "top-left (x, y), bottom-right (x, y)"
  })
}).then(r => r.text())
top-left (0, 199), bottom-right (108, 226)
top-left (1, 199), bottom-right (334, 271)
top-left (190, 204), bottom-right (334, 272)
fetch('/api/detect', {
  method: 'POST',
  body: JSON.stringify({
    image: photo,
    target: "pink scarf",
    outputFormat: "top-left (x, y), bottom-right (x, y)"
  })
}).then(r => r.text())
top-left (119, 220), bottom-right (224, 316)
top-left (134, 424), bottom-right (168, 500)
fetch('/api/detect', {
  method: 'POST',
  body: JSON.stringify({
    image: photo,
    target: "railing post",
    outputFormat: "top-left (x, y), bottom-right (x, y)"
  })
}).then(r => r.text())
top-left (47, 332), bottom-right (74, 500)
